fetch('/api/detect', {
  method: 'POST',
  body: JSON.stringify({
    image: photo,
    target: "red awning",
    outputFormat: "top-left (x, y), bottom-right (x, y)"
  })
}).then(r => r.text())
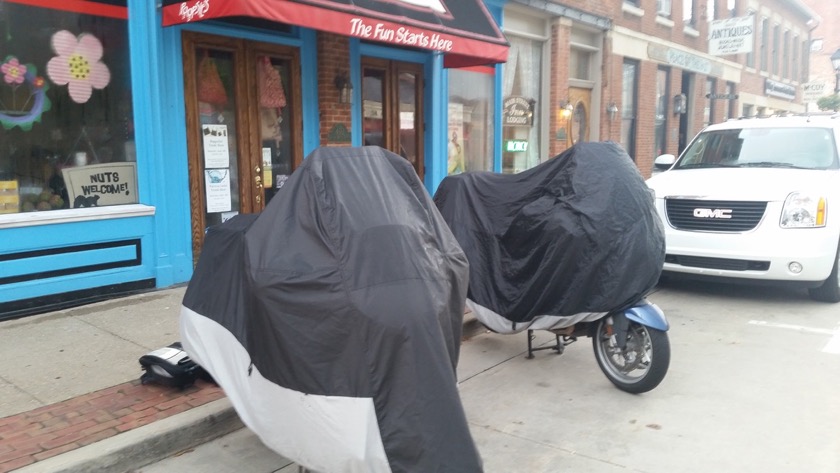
top-left (162, 0), bottom-right (508, 67)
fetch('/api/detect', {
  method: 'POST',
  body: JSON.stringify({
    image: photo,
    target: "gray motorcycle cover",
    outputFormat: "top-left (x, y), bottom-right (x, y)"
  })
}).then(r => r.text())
top-left (180, 146), bottom-right (480, 472)
top-left (433, 141), bottom-right (665, 323)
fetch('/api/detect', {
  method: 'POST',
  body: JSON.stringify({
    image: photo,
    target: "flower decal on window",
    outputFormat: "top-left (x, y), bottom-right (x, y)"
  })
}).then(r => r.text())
top-left (0, 55), bottom-right (51, 131)
top-left (2, 57), bottom-right (27, 85)
top-left (47, 31), bottom-right (111, 104)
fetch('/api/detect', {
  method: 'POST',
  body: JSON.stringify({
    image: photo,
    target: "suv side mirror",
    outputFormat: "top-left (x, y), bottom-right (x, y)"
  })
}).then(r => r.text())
top-left (654, 154), bottom-right (677, 170)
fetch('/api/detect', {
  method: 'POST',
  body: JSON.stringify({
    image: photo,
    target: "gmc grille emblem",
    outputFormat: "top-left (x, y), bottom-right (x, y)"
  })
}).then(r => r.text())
top-left (693, 208), bottom-right (733, 219)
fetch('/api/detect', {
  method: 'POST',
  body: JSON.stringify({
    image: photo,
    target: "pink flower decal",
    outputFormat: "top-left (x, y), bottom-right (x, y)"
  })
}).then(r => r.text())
top-left (47, 30), bottom-right (111, 104)
top-left (1, 57), bottom-right (27, 84)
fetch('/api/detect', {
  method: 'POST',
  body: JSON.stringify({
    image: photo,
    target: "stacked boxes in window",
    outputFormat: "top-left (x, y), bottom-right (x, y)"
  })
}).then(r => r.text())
top-left (0, 180), bottom-right (19, 214)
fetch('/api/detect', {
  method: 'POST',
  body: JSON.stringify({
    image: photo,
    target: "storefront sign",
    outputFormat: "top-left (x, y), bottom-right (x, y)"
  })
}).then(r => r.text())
top-left (505, 140), bottom-right (529, 152)
top-left (765, 79), bottom-right (796, 100)
top-left (708, 16), bottom-right (754, 56)
top-left (706, 93), bottom-right (739, 100)
top-left (349, 18), bottom-right (453, 51)
top-left (802, 81), bottom-right (828, 103)
top-left (62, 162), bottom-right (139, 208)
top-left (162, 0), bottom-right (510, 68)
top-left (503, 96), bottom-right (534, 127)
top-left (647, 44), bottom-right (724, 77)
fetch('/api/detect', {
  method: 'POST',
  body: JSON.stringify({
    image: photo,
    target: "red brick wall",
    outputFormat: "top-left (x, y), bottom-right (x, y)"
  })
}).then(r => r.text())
top-left (802, 0), bottom-right (840, 92)
top-left (549, 19), bottom-right (571, 157)
top-left (317, 33), bottom-right (353, 146)
top-left (602, 38), bottom-right (622, 144)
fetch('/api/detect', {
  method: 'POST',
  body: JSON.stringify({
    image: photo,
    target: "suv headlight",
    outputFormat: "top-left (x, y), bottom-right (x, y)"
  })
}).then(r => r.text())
top-left (780, 192), bottom-right (826, 228)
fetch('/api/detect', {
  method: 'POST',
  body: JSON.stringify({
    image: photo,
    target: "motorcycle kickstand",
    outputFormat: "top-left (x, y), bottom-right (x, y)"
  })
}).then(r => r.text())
top-left (526, 329), bottom-right (576, 359)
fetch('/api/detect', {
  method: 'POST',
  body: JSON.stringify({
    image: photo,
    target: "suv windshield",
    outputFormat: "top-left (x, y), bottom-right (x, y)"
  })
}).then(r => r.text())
top-left (674, 127), bottom-right (839, 170)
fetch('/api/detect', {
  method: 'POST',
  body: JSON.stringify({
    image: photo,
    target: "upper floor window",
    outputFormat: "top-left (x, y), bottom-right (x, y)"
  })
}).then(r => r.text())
top-left (772, 24), bottom-right (780, 76)
top-left (760, 18), bottom-right (769, 72)
top-left (657, 0), bottom-right (672, 17)
top-left (683, 0), bottom-right (695, 26)
top-left (624, 0), bottom-right (641, 6)
top-left (706, 0), bottom-right (716, 21)
top-left (792, 35), bottom-right (800, 82)
top-left (782, 30), bottom-right (790, 79)
top-left (801, 41), bottom-right (810, 83)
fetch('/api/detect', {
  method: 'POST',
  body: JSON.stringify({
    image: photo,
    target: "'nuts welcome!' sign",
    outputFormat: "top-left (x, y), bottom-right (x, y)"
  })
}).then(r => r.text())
top-left (62, 163), bottom-right (138, 208)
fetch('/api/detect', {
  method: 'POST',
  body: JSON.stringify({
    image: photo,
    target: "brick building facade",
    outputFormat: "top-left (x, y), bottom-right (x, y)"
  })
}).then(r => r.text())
top-left (507, 0), bottom-right (816, 176)
top-left (802, 0), bottom-right (840, 98)
top-left (0, 0), bottom-right (820, 316)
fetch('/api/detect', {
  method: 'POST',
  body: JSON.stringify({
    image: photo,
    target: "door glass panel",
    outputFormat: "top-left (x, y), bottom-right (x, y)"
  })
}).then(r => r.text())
top-left (362, 68), bottom-right (386, 148)
top-left (397, 72), bottom-right (418, 169)
top-left (196, 48), bottom-right (239, 230)
top-left (573, 103), bottom-right (587, 143)
top-left (256, 55), bottom-right (292, 206)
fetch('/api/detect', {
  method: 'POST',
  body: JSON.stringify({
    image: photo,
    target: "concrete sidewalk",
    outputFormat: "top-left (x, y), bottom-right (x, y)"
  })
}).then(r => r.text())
top-left (0, 287), bottom-right (240, 473)
top-left (0, 287), bottom-right (484, 473)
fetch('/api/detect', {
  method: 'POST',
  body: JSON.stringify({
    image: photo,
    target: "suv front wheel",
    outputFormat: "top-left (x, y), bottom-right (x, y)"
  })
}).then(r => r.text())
top-left (808, 240), bottom-right (840, 303)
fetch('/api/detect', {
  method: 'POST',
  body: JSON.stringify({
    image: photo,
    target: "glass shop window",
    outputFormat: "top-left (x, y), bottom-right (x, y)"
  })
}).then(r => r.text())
top-left (501, 35), bottom-right (543, 173)
top-left (447, 69), bottom-right (495, 174)
top-left (0, 2), bottom-right (135, 216)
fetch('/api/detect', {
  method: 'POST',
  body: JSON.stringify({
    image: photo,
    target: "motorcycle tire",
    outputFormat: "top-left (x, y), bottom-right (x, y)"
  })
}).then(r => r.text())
top-left (592, 318), bottom-right (670, 394)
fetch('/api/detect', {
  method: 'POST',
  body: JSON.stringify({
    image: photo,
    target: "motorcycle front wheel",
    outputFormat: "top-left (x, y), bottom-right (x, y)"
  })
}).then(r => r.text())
top-left (592, 317), bottom-right (670, 394)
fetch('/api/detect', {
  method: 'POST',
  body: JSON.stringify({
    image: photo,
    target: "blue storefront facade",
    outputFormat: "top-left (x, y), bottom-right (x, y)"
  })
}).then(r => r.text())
top-left (0, 0), bottom-right (510, 319)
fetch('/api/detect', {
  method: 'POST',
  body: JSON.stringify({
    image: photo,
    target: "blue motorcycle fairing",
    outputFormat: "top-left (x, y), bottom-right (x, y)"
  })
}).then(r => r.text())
top-left (623, 302), bottom-right (669, 331)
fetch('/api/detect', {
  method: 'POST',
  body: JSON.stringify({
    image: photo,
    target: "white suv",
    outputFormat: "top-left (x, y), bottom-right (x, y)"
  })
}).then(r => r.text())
top-left (646, 115), bottom-right (840, 302)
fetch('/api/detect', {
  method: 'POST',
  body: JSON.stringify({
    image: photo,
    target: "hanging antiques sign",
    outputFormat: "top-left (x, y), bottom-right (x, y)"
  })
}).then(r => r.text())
top-left (708, 16), bottom-right (754, 56)
top-left (503, 96), bottom-right (534, 127)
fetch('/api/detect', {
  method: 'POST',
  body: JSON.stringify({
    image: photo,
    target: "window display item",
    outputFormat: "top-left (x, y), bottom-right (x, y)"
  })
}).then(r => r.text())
top-left (257, 56), bottom-right (286, 110)
top-left (0, 180), bottom-right (19, 214)
top-left (0, 56), bottom-right (51, 130)
top-left (197, 54), bottom-right (228, 106)
top-left (46, 31), bottom-right (111, 104)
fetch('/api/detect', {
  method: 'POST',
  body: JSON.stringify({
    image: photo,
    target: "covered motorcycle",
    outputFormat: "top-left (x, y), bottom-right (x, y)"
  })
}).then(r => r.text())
top-left (434, 141), bottom-right (670, 393)
top-left (180, 146), bottom-right (481, 472)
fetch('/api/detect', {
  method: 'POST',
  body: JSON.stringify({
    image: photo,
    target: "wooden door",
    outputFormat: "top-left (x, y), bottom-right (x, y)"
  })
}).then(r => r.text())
top-left (361, 58), bottom-right (425, 179)
top-left (182, 32), bottom-right (302, 263)
top-left (569, 87), bottom-right (592, 144)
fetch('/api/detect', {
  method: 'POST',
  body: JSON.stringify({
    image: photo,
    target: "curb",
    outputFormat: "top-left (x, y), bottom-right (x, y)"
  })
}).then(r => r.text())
top-left (9, 313), bottom-right (481, 472)
top-left (14, 399), bottom-right (242, 473)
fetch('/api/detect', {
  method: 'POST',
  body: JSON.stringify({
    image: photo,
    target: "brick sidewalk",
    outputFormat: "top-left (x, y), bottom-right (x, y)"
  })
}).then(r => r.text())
top-left (0, 379), bottom-right (224, 472)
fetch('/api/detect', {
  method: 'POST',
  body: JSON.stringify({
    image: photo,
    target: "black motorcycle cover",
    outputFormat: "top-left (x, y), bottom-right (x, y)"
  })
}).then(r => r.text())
top-left (433, 141), bottom-right (665, 323)
top-left (181, 146), bottom-right (480, 473)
